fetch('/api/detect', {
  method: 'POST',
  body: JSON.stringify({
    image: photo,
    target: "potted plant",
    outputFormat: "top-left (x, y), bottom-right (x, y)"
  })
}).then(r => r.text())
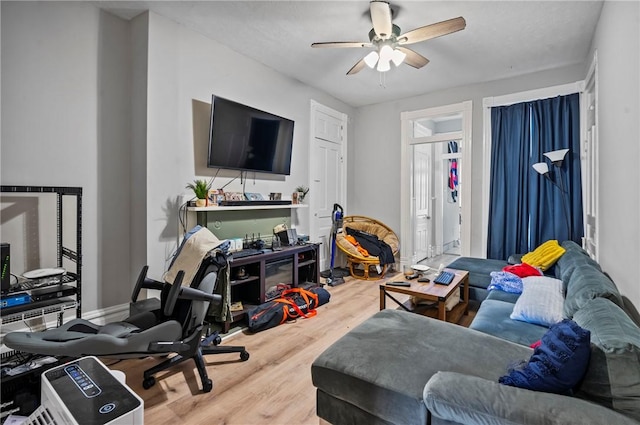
top-left (186, 179), bottom-right (211, 207)
top-left (295, 185), bottom-right (310, 203)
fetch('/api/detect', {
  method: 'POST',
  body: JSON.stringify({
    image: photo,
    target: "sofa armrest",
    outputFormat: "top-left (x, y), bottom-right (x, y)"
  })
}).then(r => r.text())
top-left (507, 253), bottom-right (523, 265)
top-left (424, 371), bottom-right (639, 425)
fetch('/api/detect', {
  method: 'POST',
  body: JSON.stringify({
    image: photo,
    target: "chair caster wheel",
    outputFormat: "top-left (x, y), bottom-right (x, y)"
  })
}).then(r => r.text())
top-left (142, 376), bottom-right (156, 389)
top-left (240, 351), bottom-right (250, 361)
top-left (214, 335), bottom-right (222, 345)
top-left (202, 379), bottom-right (213, 393)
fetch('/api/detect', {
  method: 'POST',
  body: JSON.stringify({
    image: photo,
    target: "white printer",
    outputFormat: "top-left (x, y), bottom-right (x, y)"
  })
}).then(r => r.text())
top-left (22, 356), bottom-right (143, 425)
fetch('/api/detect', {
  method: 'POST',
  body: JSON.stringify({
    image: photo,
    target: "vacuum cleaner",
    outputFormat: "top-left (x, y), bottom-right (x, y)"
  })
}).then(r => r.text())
top-left (326, 203), bottom-right (345, 286)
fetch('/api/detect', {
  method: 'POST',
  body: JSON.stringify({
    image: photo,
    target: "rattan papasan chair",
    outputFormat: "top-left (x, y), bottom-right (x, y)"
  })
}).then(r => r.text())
top-left (336, 216), bottom-right (399, 280)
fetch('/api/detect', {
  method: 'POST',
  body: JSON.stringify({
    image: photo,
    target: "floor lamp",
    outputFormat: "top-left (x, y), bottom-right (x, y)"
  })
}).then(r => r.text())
top-left (532, 148), bottom-right (572, 241)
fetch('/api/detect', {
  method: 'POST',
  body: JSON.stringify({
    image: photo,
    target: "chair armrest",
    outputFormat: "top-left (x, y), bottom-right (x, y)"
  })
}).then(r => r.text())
top-left (179, 286), bottom-right (222, 305)
top-left (131, 265), bottom-right (166, 302)
top-left (424, 371), bottom-right (639, 425)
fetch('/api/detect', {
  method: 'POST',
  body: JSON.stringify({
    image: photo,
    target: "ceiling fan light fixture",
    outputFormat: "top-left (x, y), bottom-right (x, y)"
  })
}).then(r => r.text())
top-left (391, 48), bottom-right (406, 66)
top-left (376, 58), bottom-right (391, 72)
top-left (364, 51), bottom-right (379, 68)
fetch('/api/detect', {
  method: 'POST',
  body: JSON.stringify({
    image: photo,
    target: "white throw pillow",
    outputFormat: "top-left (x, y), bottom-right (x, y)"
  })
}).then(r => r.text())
top-left (510, 276), bottom-right (565, 327)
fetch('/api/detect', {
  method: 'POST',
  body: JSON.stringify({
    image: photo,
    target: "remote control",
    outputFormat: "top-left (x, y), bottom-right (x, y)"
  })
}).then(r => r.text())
top-left (387, 281), bottom-right (411, 287)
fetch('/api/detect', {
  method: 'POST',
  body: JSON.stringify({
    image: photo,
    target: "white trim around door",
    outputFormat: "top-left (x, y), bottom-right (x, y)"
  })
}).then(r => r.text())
top-left (400, 100), bottom-right (472, 267)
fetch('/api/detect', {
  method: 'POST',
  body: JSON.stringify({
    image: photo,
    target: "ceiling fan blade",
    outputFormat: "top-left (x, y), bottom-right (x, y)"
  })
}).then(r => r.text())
top-left (346, 58), bottom-right (367, 75)
top-left (396, 47), bottom-right (429, 69)
top-left (370, 0), bottom-right (393, 38)
top-left (311, 41), bottom-right (372, 48)
top-left (398, 17), bottom-right (466, 45)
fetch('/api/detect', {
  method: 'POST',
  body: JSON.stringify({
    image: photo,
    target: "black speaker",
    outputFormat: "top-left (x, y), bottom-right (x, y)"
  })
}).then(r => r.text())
top-left (1, 243), bottom-right (10, 294)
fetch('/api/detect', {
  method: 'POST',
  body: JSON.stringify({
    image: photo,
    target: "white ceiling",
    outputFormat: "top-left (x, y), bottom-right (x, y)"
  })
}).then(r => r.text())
top-left (96, 1), bottom-right (604, 108)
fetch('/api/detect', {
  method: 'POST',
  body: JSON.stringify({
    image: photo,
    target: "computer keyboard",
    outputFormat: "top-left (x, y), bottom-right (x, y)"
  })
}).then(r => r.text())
top-left (232, 249), bottom-right (261, 259)
top-left (434, 271), bottom-right (455, 285)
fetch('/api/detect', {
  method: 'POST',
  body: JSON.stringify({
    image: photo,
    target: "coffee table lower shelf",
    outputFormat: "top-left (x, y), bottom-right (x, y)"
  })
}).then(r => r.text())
top-left (400, 299), bottom-right (468, 324)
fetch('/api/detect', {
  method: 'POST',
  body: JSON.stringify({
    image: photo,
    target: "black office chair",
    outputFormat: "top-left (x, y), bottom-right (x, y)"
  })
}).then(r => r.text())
top-left (5, 231), bottom-right (249, 393)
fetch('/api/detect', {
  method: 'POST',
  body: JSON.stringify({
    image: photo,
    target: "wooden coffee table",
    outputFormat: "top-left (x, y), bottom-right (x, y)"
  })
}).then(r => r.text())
top-left (379, 268), bottom-right (469, 323)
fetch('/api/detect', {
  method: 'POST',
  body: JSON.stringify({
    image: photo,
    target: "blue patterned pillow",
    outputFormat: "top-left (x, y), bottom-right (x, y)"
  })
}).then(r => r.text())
top-left (499, 319), bottom-right (591, 393)
top-left (488, 271), bottom-right (523, 294)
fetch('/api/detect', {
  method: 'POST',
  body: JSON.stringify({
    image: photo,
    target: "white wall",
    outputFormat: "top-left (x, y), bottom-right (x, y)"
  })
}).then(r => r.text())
top-left (353, 64), bottom-right (584, 256)
top-left (1, 4), bottom-right (355, 313)
top-left (139, 12), bottom-right (355, 279)
top-left (588, 1), bottom-right (640, 307)
top-left (1, 2), bottom-right (131, 312)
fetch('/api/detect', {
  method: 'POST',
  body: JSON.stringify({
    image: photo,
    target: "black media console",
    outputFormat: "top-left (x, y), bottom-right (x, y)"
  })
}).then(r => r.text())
top-left (220, 243), bottom-right (320, 332)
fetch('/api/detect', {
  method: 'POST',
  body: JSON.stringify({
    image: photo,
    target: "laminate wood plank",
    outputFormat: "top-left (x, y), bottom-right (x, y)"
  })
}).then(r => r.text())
top-left (110, 261), bottom-right (475, 425)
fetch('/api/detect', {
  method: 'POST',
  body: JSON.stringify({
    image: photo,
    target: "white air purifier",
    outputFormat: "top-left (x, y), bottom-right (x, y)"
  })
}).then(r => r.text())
top-left (24, 356), bottom-right (143, 425)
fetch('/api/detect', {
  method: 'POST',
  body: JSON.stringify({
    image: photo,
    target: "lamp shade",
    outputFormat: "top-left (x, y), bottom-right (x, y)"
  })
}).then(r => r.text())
top-left (364, 51), bottom-right (379, 69)
top-left (376, 58), bottom-right (391, 72)
top-left (391, 48), bottom-right (406, 66)
top-left (532, 162), bottom-right (550, 175)
top-left (379, 45), bottom-right (393, 62)
top-left (543, 149), bottom-right (569, 164)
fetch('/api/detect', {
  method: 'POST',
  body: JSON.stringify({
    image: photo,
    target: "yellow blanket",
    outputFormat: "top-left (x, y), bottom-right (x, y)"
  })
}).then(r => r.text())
top-left (521, 239), bottom-right (566, 271)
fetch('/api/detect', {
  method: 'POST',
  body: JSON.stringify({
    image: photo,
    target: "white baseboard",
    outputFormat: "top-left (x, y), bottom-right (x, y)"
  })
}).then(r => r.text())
top-left (82, 303), bottom-right (129, 325)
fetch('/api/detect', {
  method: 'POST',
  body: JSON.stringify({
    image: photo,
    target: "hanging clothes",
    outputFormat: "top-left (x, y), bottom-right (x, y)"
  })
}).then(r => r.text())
top-left (448, 141), bottom-right (459, 202)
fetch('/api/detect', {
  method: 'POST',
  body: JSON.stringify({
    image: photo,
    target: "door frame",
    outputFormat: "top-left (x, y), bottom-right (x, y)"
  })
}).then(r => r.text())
top-left (309, 100), bottom-right (348, 269)
top-left (400, 101), bottom-right (472, 267)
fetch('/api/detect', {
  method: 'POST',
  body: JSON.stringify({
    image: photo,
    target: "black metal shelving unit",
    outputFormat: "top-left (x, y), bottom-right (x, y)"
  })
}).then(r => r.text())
top-left (0, 185), bottom-right (82, 324)
top-left (0, 186), bottom-right (83, 420)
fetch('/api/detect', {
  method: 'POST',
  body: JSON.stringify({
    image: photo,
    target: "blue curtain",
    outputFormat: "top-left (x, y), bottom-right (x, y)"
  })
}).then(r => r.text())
top-left (487, 93), bottom-right (583, 260)
top-left (487, 103), bottom-right (532, 260)
top-left (529, 93), bottom-right (583, 246)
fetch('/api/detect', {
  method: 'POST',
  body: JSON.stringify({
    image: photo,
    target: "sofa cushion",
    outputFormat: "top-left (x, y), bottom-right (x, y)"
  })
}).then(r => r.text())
top-left (521, 239), bottom-right (566, 271)
top-left (554, 240), bottom-right (602, 283)
top-left (499, 319), bottom-right (591, 393)
top-left (311, 309), bottom-right (533, 425)
top-left (447, 257), bottom-right (509, 291)
top-left (564, 265), bottom-right (624, 318)
top-left (486, 289), bottom-right (521, 304)
top-left (510, 276), bottom-right (564, 327)
top-left (470, 299), bottom-right (548, 346)
top-left (573, 297), bottom-right (640, 422)
top-left (425, 371), bottom-right (640, 425)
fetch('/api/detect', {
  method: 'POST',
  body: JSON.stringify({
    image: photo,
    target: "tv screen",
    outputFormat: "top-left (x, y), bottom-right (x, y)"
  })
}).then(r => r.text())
top-left (208, 96), bottom-right (294, 175)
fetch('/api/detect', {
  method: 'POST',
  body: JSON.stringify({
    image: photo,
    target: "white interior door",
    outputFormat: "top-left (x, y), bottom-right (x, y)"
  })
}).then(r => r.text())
top-left (413, 144), bottom-right (432, 262)
top-left (310, 101), bottom-right (346, 271)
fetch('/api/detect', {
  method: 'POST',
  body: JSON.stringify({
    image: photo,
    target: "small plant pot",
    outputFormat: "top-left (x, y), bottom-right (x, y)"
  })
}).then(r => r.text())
top-left (195, 198), bottom-right (207, 207)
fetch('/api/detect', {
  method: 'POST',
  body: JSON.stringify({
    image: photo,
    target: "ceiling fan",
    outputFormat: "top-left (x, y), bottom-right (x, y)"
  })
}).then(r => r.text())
top-left (311, 1), bottom-right (466, 75)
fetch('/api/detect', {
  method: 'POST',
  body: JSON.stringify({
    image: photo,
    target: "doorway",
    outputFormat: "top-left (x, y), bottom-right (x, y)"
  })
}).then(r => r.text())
top-left (400, 101), bottom-right (472, 266)
top-left (309, 101), bottom-right (348, 271)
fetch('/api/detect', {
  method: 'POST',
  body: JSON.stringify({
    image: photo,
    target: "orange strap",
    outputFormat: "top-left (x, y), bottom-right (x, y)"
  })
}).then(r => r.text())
top-left (274, 288), bottom-right (319, 319)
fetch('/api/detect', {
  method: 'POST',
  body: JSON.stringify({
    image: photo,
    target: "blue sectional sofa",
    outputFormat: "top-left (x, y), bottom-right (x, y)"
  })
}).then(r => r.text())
top-left (311, 241), bottom-right (640, 425)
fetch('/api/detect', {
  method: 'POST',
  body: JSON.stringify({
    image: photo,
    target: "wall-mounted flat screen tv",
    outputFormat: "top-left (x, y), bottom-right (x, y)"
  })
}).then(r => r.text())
top-left (208, 95), bottom-right (294, 175)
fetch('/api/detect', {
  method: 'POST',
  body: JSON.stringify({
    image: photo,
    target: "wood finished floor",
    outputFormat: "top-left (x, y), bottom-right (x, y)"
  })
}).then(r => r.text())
top-left (110, 255), bottom-right (473, 425)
